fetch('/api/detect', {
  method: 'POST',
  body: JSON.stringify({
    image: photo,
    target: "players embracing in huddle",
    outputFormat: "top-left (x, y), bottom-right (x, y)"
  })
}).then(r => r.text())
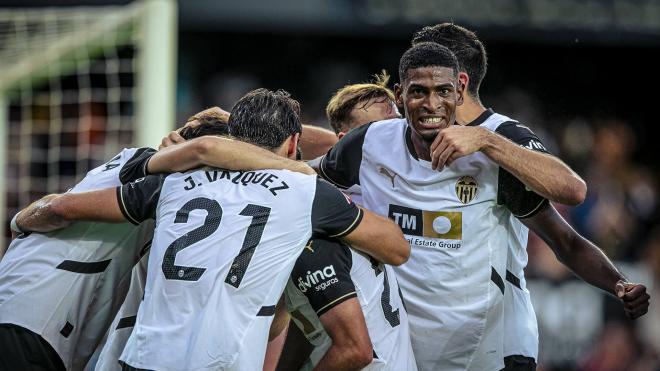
top-left (1, 23), bottom-right (650, 371)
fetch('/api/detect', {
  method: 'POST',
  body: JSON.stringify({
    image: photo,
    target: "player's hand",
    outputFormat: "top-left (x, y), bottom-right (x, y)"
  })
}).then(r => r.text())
top-left (430, 126), bottom-right (490, 170)
top-left (615, 280), bottom-right (650, 319)
top-left (159, 130), bottom-right (186, 150)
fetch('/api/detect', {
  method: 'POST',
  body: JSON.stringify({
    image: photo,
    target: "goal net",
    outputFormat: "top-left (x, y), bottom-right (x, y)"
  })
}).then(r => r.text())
top-left (0, 0), bottom-right (176, 249)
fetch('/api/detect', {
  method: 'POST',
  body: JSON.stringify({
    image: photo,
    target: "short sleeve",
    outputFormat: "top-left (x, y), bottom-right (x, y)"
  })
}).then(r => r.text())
top-left (117, 174), bottom-right (166, 225)
top-left (311, 178), bottom-right (363, 238)
top-left (290, 237), bottom-right (356, 316)
top-left (316, 123), bottom-right (371, 189)
top-left (119, 147), bottom-right (156, 184)
top-left (495, 121), bottom-right (550, 154)
top-left (494, 121), bottom-right (549, 218)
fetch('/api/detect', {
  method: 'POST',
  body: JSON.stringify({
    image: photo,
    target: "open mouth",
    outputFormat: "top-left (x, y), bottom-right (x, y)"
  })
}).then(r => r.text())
top-left (418, 116), bottom-right (445, 129)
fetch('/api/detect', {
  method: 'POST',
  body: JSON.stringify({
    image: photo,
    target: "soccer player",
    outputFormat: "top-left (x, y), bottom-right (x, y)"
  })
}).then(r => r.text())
top-left (1, 107), bottom-right (311, 371)
top-left (280, 236), bottom-right (417, 370)
top-left (92, 121), bottom-right (229, 371)
top-left (326, 71), bottom-right (401, 139)
top-left (310, 41), bottom-right (540, 370)
top-left (273, 74), bottom-right (416, 371)
top-left (411, 23), bottom-right (650, 370)
top-left (14, 89), bottom-right (410, 371)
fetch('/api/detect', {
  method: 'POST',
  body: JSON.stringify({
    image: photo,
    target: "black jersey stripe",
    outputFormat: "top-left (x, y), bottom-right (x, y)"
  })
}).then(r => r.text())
top-left (506, 270), bottom-right (522, 290)
top-left (491, 267), bottom-right (505, 295)
top-left (257, 305), bottom-right (277, 317)
top-left (56, 259), bottom-right (111, 274)
top-left (60, 321), bottom-right (74, 338)
top-left (116, 316), bottom-right (137, 330)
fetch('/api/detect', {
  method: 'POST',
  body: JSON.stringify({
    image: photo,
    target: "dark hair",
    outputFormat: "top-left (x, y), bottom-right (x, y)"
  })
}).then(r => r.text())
top-left (399, 42), bottom-right (459, 83)
top-left (412, 23), bottom-right (487, 97)
top-left (228, 88), bottom-right (302, 150)
top-left (326, 71), bottom-right (394, 134)
top-left (179, 121), bottom-right (229, 140)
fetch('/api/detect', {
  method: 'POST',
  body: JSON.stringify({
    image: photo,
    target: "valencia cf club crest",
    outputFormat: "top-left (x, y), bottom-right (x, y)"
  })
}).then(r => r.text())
top-left (455, 176), bottom-right (478, 204)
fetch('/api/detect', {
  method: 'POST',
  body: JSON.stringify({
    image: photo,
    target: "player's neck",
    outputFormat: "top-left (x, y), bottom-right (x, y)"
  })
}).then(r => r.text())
top-left (410, 131), bottom-right (433, 162)
top-left (456, 95), bottom-right (487, 126)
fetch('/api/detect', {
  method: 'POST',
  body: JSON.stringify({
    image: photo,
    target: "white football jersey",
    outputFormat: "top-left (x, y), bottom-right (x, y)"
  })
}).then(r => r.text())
top-left (116, 168), bottom-right (363, 371)
top-left (94, 253), bottom-right (149, 371)
top-left (471, 110), bottom-right (551, 362)
top-left (318, 117), bottom-right (546, 371)
top-left (0, 148), bottom-right (155, 370)
top-left (285, 237), bottom-right (417, 370)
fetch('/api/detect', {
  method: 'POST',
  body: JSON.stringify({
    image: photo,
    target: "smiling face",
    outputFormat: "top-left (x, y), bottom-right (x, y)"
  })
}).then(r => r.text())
top-left (395, 66), bottom-right (463, 142)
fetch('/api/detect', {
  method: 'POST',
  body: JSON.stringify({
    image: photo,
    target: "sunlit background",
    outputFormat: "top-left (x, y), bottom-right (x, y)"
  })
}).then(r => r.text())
top-left (1, 1), bottom-right (658, 370)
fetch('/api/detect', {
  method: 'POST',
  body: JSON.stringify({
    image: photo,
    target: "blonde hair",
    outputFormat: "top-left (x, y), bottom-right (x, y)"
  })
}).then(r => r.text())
top-left (326, 70), bottom-right (395, 134)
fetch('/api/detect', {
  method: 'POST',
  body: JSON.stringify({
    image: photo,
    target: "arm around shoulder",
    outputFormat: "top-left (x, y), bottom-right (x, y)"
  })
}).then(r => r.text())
top-left (481, 127), bottom-right (587, 205)
top-left (15, 188), bottom-right (125, 233)
top-left (341, 209), bottom-right (409, 266)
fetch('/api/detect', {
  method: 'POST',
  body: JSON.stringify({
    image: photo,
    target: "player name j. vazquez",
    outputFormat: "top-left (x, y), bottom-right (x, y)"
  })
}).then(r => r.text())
top-left (181, 169), bottom-right (290, 196)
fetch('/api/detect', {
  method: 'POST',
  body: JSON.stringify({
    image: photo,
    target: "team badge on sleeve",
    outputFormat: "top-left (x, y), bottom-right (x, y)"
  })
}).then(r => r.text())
top-left (455, 176), bottom-right (478, 204)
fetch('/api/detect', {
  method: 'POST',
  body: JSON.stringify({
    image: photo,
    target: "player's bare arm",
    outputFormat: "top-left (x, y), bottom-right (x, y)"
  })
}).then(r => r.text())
top-left (521, 203), bottom-right (650, 319)
top-left (341, 209), bottom-right (410, 266)
top-left (429, 125), bottom-right (587, 205)
top-left (269, 295), bottom-right (290, 341)
top-left (298, 125), bottom-right (338, 160)
top-left (14, 188), bottom-right (125, 233)
top-left (314, 298), bottom-right (373, 371)
top-left (147, 135), bottom-right (316, 175)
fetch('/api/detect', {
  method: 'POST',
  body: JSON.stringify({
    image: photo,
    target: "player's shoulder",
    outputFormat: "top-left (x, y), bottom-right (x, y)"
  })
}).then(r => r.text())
top-left (369, 117), bottom-right (407, 133)
top-left (479, 111), bottom-right (518, 132)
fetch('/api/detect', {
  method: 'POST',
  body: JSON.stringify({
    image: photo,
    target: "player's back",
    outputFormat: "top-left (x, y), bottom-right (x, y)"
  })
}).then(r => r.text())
top-left (120, 167), bottom-right (321, 371)
top-left (286, 238), bottom-right (417, 370)
top-left (0, 148), bottom-right (154, 370)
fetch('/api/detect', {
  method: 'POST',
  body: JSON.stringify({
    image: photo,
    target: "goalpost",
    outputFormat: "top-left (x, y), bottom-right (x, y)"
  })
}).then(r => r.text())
top-left (0, 0), bottom-right (176, 249)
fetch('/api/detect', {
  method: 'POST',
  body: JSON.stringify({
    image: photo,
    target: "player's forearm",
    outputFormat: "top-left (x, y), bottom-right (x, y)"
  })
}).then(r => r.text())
top-left (481, 133), bottom-right (586, 205)
top-left (343, 210), bottom-right (410, 266)
top-left (15, 194), bottom-right (72, 233)
top-left (552, 232), bottom-right (626, 296)
top-left (314, 345), bottom-right (372, 371)
top-left (523, 206), bottom-right (626, 296)
top-left (148, 136), bottom-right (315, 175)
top-left (299, 125), bottom-right (338, 160)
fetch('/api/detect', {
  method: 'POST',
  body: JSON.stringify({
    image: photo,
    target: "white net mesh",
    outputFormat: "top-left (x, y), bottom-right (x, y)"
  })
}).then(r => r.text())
top-left (0, 4), bottom-right (147, 243)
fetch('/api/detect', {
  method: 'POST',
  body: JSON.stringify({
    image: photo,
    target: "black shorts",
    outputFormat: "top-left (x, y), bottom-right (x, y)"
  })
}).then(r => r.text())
top-left (502, 355), bottom-right (537, 371)
top-left (0, 323), bottom-right (65, 371)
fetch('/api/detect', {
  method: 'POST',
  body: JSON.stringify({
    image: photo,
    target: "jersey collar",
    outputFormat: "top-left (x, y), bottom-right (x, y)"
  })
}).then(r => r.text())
top-left (466, 108), bottom-right (495, 127)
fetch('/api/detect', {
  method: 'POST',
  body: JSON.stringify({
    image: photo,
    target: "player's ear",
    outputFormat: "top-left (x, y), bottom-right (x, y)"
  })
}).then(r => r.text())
top-left (393, 83), bottom-right (404, 112)
top-left (457, 72), bottom-right (468, 106)
top-left (287, 133), bottom-right (300, 159)
top-left (337, 131), bottom-right (346, 140)
top-left (456, 73), bottom-right (466, 106)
